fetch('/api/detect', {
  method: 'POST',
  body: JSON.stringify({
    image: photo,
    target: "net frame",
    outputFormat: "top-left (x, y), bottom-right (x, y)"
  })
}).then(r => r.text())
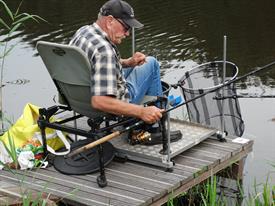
top-left (178, 61), bottom-right (244, 137)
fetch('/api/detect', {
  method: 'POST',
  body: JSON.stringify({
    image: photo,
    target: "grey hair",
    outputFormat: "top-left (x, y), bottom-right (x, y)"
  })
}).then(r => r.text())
top-left (97, 12), bottom-right (103, 20)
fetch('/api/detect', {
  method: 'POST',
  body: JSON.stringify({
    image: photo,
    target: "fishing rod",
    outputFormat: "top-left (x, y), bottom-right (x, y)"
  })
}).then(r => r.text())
top-left (67, 60), bottom-right (275, 157)
top-left (214, 94), bottom-right (275, 100)
top-left (67, 120), bottom-right (143, 158)
top-left (165, 60), bottom-right (275, 113)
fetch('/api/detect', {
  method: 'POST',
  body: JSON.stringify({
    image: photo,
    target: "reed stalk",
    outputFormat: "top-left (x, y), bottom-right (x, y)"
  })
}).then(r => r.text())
top-left (0, 0), bottom-right (46, 132)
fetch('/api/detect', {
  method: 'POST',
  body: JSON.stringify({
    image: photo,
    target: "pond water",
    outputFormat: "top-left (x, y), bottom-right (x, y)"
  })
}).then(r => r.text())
top-left (1, 0), bottom-right (275, 199)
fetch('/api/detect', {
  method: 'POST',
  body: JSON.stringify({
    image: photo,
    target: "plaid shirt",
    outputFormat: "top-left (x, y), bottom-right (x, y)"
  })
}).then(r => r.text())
top-left (69, 23), bottom-right (130, 102)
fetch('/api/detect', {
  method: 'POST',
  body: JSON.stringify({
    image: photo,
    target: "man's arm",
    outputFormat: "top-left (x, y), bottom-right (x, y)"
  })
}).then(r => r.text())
top-left (91, 96), bottom-right (164, 124)
top-left (120, 52), bottom-right (146, 67)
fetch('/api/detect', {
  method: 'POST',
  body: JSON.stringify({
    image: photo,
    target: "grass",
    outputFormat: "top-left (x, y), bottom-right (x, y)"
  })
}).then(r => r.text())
top-left (164, 174), bottom-right (275, 206)
top-left (0, 127), bottom-right (79, 205)
top-left (0, 2), bottom-right (59, 204)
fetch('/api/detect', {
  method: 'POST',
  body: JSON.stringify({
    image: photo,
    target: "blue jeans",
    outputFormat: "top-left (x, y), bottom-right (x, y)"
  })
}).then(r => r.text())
top-left (123, 56), bottom-right (163, 104)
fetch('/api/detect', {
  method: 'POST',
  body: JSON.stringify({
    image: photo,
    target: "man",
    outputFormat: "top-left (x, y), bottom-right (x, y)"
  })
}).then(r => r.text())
top-left (69, 0), bottom-right (164, 124)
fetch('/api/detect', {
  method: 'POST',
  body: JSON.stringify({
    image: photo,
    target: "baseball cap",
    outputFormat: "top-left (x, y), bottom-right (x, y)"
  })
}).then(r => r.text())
top-left (100, 0), bottom-right (144, 29)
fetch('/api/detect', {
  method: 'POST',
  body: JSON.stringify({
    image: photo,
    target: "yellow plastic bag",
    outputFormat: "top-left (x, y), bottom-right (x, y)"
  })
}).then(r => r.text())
top-left (0, 103), bottom-right (66, 152)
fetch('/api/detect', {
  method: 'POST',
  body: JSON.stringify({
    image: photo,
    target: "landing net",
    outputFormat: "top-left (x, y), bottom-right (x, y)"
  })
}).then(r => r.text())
top-left (179, 61), bottom-right (244, 137)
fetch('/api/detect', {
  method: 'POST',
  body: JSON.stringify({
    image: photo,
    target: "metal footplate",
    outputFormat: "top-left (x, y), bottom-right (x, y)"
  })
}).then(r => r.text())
top-left (111, 118), bottom-right (218, 169)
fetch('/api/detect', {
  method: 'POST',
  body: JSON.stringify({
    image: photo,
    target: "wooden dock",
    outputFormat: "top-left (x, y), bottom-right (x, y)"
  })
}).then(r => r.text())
top-left (0, 136), bottom-right (253, 206)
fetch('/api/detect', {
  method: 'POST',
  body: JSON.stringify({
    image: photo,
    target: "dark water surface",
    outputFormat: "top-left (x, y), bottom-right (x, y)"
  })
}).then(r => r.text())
top-left (1, 0), bottom-right (275, 198)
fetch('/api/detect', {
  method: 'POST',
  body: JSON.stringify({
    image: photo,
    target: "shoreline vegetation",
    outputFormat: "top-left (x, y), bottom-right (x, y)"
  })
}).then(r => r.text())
top-left (165, 174), bottom-right (275, 206)
top-left (0, 1), bottom-right (274, 205)
top-left (0, 0), bottom-right (45, 132)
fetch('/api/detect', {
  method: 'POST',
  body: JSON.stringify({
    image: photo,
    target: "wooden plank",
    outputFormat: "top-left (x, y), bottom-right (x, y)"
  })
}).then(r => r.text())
top-left (150, 142), bottom-right (253, 206)
top-left (0, 180), bottom-right (58, 206)
top-left (199, 142), bottom-right (234, 153)
top-left (173, 156), bottom-right (211, 169)
top-left (172, 163), bottom-right (203, 175)
top-left (167, 167), bottom-right (194, 178)
top-left (24, 168), bottom-right (154, 204)
top-left (0, 181), bottom-right (22, 206)
top-left (178, 150), bottom-right (220, 164)
top-left (0, 172), bottom-right (136, 206)
top-left (187, 148), bottom-right (225, 162)
top-left (0, 196), bottom-right (22, 206)
top-left (106, 162), bottom-right (182, 186)
top-left (201, 140), bottom-right (242, 156)
top-left (206, 138), bottom-right (244, 150)
top-left (0, 180), bottom-right (17, 189)
top-left (191, 144), bottom-right (232, 162)
top-left (177, 153), bottom-right (214, 164)
top-left (13, 169), bottom-right (150, 206)
top-left (46, 165), bottom-right (168, 194)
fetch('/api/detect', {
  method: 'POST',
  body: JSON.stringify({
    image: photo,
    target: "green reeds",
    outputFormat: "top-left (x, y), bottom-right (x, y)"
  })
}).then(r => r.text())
top-left (0, 131), bottom-right (18, 169)
top-left (0, 116), bottom-right (18, 170)
top-left (0, 0), bottom-right (46, 132)
top-left (245, 177), bottom-right (275, 206)
top-left (201, 176), bottom-right (223, 206)
top-left (165, 175), bottom-right (227, 206)
top-left (164, 172), bottom-right (275, 206)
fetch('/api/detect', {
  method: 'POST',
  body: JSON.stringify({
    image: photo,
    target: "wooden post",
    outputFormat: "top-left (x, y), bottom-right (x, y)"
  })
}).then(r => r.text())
top-left (217, 156), bottom-right (246, 180)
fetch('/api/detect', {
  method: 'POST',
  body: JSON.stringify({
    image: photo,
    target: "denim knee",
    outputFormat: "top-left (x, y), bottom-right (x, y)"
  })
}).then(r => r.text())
top-left (146, 56), bottom-right (160, 74)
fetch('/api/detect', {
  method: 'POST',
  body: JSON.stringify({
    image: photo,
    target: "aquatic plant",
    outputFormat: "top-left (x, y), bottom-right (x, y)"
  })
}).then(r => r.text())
top-left (164, 173), bottom-right (275, 206)
top-left (244, 177), bottom-right (275, 206)
top-left (165, 175), bottom-right (227, 206)
top-left (0, 0), bottom-right (46, 132)
top-left (0, 131), bottom-right (18, 169)
top-left (0, 115), bottom-right (18, 170)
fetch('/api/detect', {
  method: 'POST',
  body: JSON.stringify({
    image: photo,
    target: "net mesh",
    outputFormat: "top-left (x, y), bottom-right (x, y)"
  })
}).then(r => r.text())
top-left (179, 61), bottom-right (244, 137)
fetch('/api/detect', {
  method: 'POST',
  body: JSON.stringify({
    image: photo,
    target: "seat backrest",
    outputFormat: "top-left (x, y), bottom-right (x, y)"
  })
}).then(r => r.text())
top-left (37, 41), bottom-right (103, 118)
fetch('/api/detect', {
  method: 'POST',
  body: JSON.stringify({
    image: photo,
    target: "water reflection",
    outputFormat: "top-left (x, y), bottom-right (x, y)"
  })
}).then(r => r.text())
top-left (1, 0), bottom-right (275, 80)
top-left (2, 1), bottom-right (275, 62)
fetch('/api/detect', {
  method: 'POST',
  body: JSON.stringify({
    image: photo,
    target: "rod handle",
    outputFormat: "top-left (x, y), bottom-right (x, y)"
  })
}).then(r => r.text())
top-left (67, 131), bottom-right (120, 158)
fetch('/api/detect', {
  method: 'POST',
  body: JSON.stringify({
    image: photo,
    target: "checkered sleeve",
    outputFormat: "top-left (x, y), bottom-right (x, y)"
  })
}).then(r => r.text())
top-left (91, 48), bottom-right (118, 97)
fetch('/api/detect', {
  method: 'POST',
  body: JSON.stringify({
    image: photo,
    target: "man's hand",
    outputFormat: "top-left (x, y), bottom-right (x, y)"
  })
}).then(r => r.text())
top-left (139, 106), bottom-right (165, 124)
top-left (121, 52), bottom-right (146, 67)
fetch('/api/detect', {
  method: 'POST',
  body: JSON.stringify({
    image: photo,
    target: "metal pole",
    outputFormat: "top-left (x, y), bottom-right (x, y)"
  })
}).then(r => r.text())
top-left (132, 28), bottom-right (135, 55)
top-left (73, 111), bottom-right (78, 141)
top-left (221, 35), bottom-right (227, 138)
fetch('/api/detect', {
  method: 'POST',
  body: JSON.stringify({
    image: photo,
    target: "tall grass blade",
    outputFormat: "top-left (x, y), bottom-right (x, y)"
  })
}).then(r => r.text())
top-left (0, 18), bottom-right (10, 30)
top-left (0, 159), bottom-right (15, 174)
top-left (14, 13), bottom-right (47, 24)
top-left (13, 14), bottom-right (36, 25)
top-left (15, 0), bottom-right (24, 16)
top-left (272, 186), bottom-right (275, 205)
top-left (210, 176), bottom-right (217, 206)
top-left (9, 23), bottom-right (22, 34)
top-left (0, 159), bottom-right (5, 168)
top-left (41, 199), bottom-right (47, 206)
top-left (0, 131), bottom-right (18, 169)
top-left (0, 0), bottom-right (14, 21)
top-left (201, 192), bottom-right (208, 206)
top-left (270, 162), bottom-right (275, 169)
top-left (2, 44), bottom-right (17, 57)
top-left (262, 182), bottom-right (270, 206)
top-left (23, 192), bottom-right (32, 206)
top-left (8, 132), bottom-right (17, 158)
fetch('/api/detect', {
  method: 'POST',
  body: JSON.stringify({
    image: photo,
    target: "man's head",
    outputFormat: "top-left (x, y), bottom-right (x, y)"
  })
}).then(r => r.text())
top-left (100, 0), bottom-right (143, 29)
top-left (97, 0), bottom-right (143, 44)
